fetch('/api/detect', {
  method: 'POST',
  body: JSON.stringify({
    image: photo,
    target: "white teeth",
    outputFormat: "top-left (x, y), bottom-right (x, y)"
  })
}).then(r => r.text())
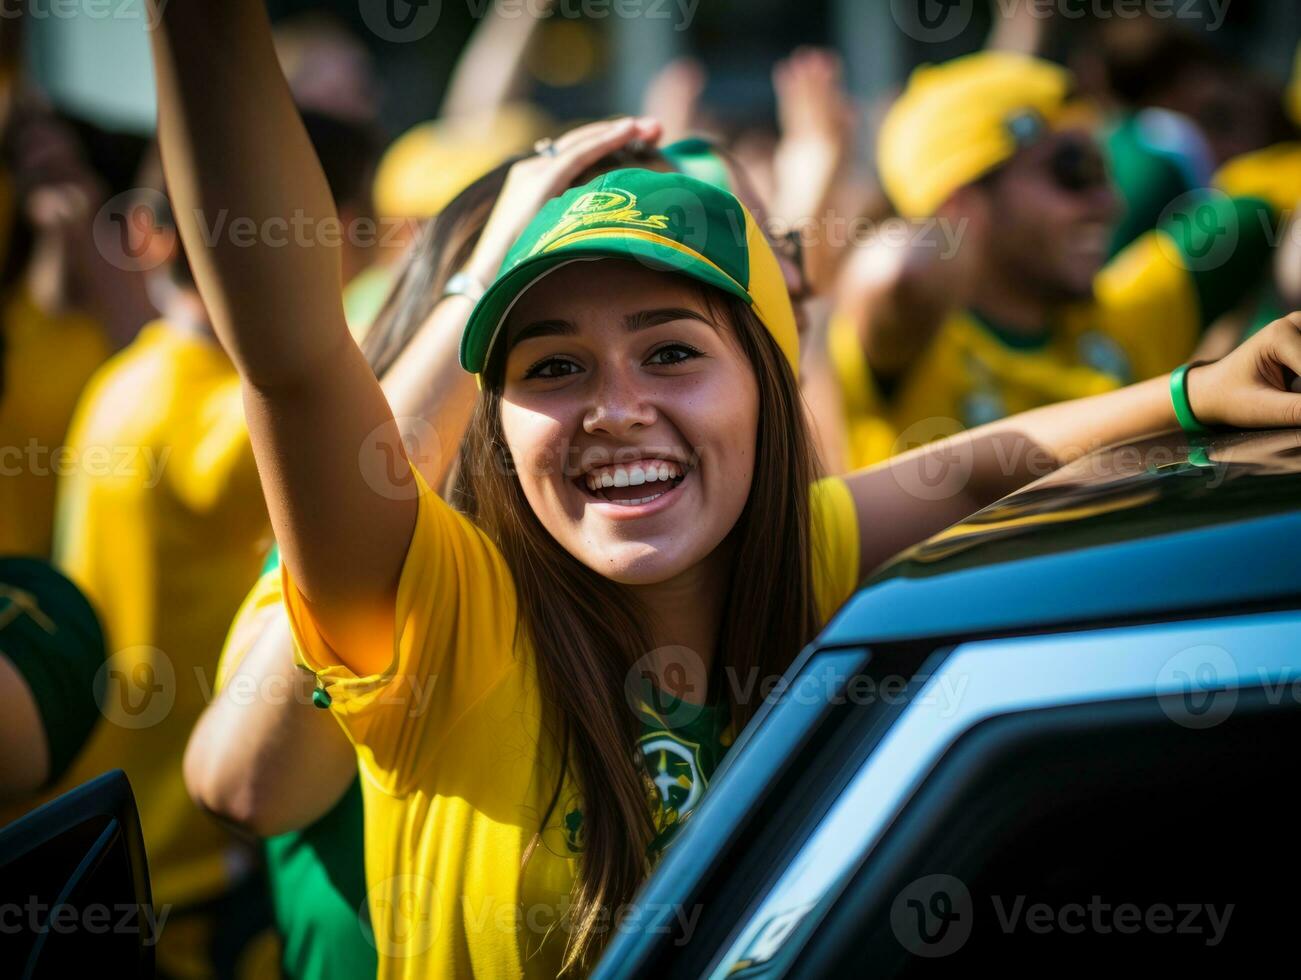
top-left (619, 491), bottom-right (665, 506)
top-left (582, 459), bottom-right (686, 494)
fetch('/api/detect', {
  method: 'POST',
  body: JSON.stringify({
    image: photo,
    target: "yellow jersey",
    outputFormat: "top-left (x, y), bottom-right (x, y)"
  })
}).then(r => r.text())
top-left (283, 465), bottom-right (861, 979)
top-left (8, 322), bottom-right (269, 921)
top-left (0, 289), bottom-right (111, 556)
top-left (831, 197), bottom-right (1276, 469)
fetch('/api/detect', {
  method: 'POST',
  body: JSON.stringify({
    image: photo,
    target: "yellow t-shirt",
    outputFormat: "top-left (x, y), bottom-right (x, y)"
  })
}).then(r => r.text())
top-left (826, 313), bottom-right (900, 470)
top-left (6, 322), bottom-right (269, 919)
top-left (830, 228), bottom-right (1212, 468)
top-left (283, 466), bottom-right (860, 979)
top-left (0, 289), bottom-right (111, 556)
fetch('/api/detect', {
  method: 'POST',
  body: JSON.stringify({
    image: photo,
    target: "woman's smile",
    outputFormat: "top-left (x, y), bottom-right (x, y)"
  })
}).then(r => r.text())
top-left (575, 456), bottom-right (694, 519)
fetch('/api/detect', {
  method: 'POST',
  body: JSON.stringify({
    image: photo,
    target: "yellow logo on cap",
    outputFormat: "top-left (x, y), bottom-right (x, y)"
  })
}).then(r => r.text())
top-left (529, 189), bottom-right (671, 257)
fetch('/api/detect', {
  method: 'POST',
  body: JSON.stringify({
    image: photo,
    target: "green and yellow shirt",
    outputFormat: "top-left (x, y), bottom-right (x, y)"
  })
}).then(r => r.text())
top-left (282, 464), bottom-right (861, 979)
top-left (831, 193), bottom-right (1276, 468)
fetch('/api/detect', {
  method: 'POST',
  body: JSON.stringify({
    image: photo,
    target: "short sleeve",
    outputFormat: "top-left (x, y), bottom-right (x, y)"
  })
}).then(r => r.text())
top-left (809, 477), bottom-right (861, 626)
top-left (280, 464), bottom-right (519, 791)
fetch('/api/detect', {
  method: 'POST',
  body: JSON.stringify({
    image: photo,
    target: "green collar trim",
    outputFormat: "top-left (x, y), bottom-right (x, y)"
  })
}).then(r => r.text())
top-left (968, 307), bottom-right (1052, 351)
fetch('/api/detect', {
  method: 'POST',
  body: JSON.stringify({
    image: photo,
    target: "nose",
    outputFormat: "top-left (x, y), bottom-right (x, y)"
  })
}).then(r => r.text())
top-left (582, 362), bottom-right (658, 436)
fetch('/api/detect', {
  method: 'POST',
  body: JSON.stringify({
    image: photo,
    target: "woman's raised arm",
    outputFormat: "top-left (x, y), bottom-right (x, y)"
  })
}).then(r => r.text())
top-left (148, 0), bottom-right (414, 642)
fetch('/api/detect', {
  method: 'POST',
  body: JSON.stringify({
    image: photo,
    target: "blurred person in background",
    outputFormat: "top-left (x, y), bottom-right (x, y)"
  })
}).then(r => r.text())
top-left (0, 105), bottom-right (115, 557)
top-left (769, 47), bottom-right (858, 297)
top-left (0, 284), bottom-right (105, 793)
top-left (20, 167), bottom-right (276, 978)
top-left (273, 11), bottom-right (381, 126)
top-left (826, 51), bottom-right (1278, 471)
top-left (1078, 18), bottom-right (1297, 255)
top-left (0, 555), bottom-right (105, 803)
top-left (2, 105), bottom-right (392, 976)
top-left (1077, 20), bottom-right (1217, 256)
top-left (1083, 17), bottom-right (1295, 171)
top-left (372, 0), bottom-right (557, 239)
top-left (1204, 133), bottom-right (1301, 353)
top-left (345, 0), bottom-right (555, 333)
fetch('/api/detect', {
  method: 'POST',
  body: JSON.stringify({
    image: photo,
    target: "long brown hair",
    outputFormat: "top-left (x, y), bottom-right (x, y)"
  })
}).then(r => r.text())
top-left (450, 286), bottom-right (821, 971)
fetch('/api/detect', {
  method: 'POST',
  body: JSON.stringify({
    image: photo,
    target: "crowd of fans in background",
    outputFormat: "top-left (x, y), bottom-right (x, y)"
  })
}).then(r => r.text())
top-left (1, 3), bottom-right (1300, 978)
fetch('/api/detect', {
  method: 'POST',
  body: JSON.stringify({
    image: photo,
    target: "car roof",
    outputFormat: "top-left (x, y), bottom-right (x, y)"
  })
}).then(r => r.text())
top-left (820, 428), bottom-right (1301, 647)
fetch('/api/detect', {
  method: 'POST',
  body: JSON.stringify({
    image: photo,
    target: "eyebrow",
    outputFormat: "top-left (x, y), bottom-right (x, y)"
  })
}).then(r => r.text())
top-left (509, 307), bottom-right (716, 346)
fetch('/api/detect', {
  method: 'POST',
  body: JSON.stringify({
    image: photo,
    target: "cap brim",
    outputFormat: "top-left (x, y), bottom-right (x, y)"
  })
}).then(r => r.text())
top-left (459, 237), bottom-right (752, 374)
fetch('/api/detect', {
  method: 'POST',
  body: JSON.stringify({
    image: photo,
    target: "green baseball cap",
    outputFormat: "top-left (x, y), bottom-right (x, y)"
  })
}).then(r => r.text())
top-left (459, 168), bottom-right (799, 376)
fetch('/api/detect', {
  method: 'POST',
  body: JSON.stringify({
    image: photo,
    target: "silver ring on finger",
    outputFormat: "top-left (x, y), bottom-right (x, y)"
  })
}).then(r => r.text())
top-left (534, 137), bottom-right (558, 158)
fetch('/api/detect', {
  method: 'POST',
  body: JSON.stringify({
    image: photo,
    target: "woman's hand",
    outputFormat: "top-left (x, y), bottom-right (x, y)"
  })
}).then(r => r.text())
top-left (461, 116), bottom-right (664, 286)
top-left (1188, 312), bottom-right (1301, 429)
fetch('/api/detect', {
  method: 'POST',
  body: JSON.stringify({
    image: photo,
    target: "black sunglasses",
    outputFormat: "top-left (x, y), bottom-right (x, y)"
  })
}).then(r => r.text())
top-left (1044, 138), bottom-right (1111, 194)
top-left (981, 135), bottom-right (1111, 196)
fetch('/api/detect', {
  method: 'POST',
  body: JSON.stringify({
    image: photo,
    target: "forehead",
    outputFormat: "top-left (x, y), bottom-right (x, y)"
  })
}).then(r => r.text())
top-left (503, 259), bottom-right (714, 339)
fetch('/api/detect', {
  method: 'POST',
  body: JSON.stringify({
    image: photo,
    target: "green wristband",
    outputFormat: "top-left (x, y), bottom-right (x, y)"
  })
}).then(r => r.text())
top-left (1169, 363), bottom-right (1208, 434)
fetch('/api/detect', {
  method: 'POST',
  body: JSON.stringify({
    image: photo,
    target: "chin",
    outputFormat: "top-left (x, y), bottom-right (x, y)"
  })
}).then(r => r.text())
top-left (569, 536), bottom-right (703, 587)
top-left (1042, 268), bottom-right (1099, 305)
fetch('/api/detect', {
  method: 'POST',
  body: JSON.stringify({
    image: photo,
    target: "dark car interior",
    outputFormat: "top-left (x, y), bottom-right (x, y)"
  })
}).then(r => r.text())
top-left (800, 688), bottom-right (1299, 974)
top-left (0, 770), bottom-right (153, 979)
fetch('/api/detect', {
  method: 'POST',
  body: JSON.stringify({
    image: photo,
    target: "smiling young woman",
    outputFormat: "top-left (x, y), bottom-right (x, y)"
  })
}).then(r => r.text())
top-left (148, 2), bottom-right (1301, 977)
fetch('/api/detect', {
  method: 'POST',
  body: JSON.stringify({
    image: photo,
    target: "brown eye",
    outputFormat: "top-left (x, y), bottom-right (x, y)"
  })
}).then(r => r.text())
top-left (647, 344), bottom-right (702, 366)
top-left (524, 357), bottom-right (581, 380)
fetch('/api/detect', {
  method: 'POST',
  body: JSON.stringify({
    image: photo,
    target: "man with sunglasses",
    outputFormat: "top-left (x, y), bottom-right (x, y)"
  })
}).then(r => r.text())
top-left (829, 52), bottom-right (1275, 463)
